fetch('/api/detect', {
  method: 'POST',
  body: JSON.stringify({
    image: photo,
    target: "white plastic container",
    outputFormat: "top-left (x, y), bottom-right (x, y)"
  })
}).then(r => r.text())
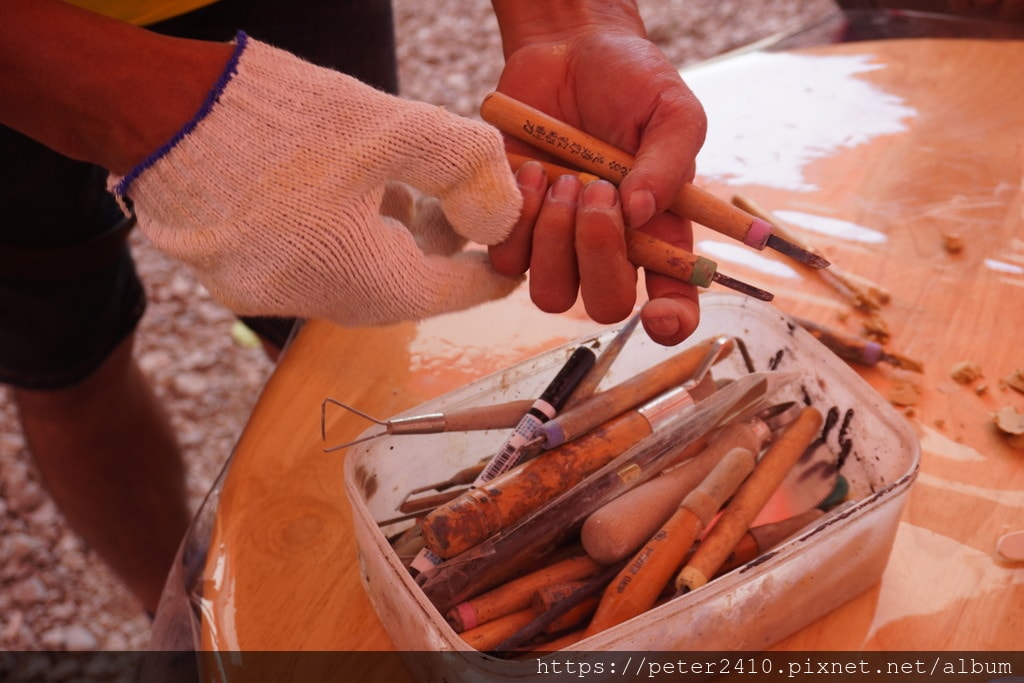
top-left (344, 294), bottom-right (919, 679)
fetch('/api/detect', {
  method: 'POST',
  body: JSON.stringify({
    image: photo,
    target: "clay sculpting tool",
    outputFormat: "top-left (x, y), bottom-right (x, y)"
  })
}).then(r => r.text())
top-left (579, 401), bottom-right (801, 565)
top-left (494, 560), bottom-right (626, 652)
top-left (460, 608), bottom-right (535, 651)
top-left (446, 553), bottom-right (601, 633)
top-left (473, 345), bottom-right (596, 484)
top-left (320, 396), bottom-right (536, 452)
top-left (421, 374), bottom-right (717, 559)
top-left (675, 405), bottom-right (824, 593)
top-left (537, 335), bottom-right (734, 450)
top-left (713, 507), bottom-right (826, 576)
top-left (409, 345), bottom-right (596, 574)
top-left (505, 153), bottom-right (774, 302)
top-left (790, 315), bottom-right (924, 373)
top-left (562, 313), bottom-right (641, 410)
top-left (732, 193), bottom-right (890, 311)
top-left (584, 446), bottom-right (757, 637)
top-left (531, 581), bottom-right (600, 635)
top-left (418, 370), bottom-right (786, 612)
top-left (482, 92), bottom-right (829, 269)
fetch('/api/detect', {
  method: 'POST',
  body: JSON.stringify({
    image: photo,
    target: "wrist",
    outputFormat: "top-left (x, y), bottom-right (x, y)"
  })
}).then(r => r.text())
top-left (490, 0), bottom-right (645, 57)
top-left (113, 33), bottom-right (243, 195)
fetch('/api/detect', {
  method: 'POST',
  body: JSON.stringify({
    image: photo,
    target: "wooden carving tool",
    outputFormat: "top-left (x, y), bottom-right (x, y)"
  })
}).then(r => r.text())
top-left (580, 410), bottom-right (775, 564)
top-left (420, 374), bottom-right (716, 559)
top-left (732, 193), bottom-right (890, 312)
top-left (537, 335), bottom-right (733, 449)
top-left (418, 370), bottom-right (783, 613)
top-left (446, 552), bottom-right (600, 633)
top-left (675, 405), bottom-right (824, 592)
top-left (481, 91), bottom-right (829, 269)
top-left (790, 315), bottom-right (924, 373)
top-left (583, 446), bottom-right (757, 637)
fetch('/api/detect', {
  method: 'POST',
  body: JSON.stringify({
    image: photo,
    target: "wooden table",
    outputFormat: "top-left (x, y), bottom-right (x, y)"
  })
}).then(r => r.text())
top-left (184, 36), bottom-right (1024, 677)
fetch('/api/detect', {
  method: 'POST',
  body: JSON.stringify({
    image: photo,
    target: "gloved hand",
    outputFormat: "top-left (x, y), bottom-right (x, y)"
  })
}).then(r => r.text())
top-left (109, 32), bottom-right (523, 326)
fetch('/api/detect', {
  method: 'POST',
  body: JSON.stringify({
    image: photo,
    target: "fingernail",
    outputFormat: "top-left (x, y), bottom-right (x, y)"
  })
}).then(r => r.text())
top-left (626, 189), bottom-right (657, 228)
top-left (581, 180), bottom-right (618, 209)
top-left (516, 161), bottom-right (547, 192)
top-left (549, 174), bottom-right (581, 201)
top-left (644, 312), bottom-right (681, 340)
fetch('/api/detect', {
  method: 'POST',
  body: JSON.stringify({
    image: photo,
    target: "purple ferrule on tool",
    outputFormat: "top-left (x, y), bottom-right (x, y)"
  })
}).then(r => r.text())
top-left (538, 421), bottom-right (567, 449)
top-left (861, 341), bottom-right (883, 366)
top-left (744, 218), bottom-right (773, 250)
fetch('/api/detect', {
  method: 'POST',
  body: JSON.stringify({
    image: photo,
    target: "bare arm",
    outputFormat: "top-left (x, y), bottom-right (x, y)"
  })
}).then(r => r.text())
top-left (0, 0), bottom-right (232, 174)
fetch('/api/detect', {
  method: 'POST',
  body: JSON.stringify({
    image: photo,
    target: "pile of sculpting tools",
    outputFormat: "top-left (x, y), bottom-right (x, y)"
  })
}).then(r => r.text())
top-left (479, 92), bottom-right (831, 302)
top-left (340, 319), bottom-right (853, 655)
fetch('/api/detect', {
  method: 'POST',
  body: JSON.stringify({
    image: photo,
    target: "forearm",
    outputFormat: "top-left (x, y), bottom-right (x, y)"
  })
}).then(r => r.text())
top-left (0, 0), bottom-right (232, 174)
top-left (490, 0), bottom-right (646, 57)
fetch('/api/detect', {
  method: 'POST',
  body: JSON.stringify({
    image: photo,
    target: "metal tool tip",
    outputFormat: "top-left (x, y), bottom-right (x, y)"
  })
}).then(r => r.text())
top-left (766, 234), bottom-right (831, 269)
top-left (711, 272), bottom-right (775, 302)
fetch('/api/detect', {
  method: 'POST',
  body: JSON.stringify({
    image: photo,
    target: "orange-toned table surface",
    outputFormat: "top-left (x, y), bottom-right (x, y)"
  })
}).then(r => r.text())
top-left (192, 37), bottom-right (1024, 673)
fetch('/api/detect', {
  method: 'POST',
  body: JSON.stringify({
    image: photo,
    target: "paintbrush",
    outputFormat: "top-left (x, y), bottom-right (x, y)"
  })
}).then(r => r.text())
top-left (481, 92), bottom-right (829, 270)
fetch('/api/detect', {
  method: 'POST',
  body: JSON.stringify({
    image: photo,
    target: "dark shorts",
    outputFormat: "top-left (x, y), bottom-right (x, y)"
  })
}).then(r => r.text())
top-left (0, 0), bottom-right (397, 389)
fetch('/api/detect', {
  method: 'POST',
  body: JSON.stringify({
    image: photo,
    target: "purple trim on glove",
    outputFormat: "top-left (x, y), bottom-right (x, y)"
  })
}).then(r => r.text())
top-left (113, 31), bottom-right (249, 198)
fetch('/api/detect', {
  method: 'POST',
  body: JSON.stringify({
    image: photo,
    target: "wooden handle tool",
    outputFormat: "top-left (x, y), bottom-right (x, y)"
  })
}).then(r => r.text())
top-left (675, 405), bottom-right (824, 592)
top-left (482, 91), bottom-right (829, 269)
top-left (446, 553), bottom-right (600, 632)
top-left (581, 415), bottom-right (773, 564)
top-left (421, 376), bottom-right (713, 559)
top-left (539, 335), bottom-right (732, 449)
top-left (583, 446), bottom-right (757, 637)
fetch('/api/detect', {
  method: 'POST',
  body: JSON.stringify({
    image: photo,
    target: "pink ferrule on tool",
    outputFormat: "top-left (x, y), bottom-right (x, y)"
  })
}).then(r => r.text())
top-left (745, 218), bottom-right (773, 250)
top-left (453, 602), bottom-right (478, 631)
top-left (861, 341), bottom-right (883, 365)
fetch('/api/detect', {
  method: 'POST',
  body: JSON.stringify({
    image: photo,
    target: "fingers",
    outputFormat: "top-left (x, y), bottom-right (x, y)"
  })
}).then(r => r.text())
top-left (575, 181), bottom-right (637, 324)
top-left (619, 86), bottom-right (707, 230)
top-left (489, 168), bottom-right (698, 344)
top-left (489, 161), bottom-right (546, 276)
top-left (528, 175), bottom-right (583, 314)
top-left (635, 213), bottom-right (701, 346)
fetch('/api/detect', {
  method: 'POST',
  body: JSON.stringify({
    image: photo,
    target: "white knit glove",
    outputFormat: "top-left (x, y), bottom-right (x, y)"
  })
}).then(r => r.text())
top-left (109, 33), bottom-right (522, 326)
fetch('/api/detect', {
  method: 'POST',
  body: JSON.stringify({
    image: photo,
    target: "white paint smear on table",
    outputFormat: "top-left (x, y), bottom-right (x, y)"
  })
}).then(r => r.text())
top-left (684, 51), bottom-right (918, 191)
top-left (773, 210), bottom-right (888, 244)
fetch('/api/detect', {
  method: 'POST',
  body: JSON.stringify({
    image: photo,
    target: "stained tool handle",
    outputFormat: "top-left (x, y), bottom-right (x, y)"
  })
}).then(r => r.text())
top-left (421, 410), bottom-right (655, 559)
top-left (482, 91), bottom-right (770, 249)
top-left (581, 416), bottom-right (772, 564)
top-left (446, 553), bottom-right (600, 632)
top-left (583, 446), bottom-right (756, 636)
top-left (459, 608), bottom-right (534, 651)
top-left (676, 406), bottom-right (824, 592)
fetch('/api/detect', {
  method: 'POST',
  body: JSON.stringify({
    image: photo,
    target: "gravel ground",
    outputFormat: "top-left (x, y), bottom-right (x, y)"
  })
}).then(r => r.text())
top-left (0, 0), bottom-right (836, 653)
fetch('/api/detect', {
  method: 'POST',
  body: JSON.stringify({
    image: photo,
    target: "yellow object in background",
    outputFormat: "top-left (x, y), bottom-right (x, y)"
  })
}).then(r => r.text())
top-left (64, 0), bottom-right (218, 26)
